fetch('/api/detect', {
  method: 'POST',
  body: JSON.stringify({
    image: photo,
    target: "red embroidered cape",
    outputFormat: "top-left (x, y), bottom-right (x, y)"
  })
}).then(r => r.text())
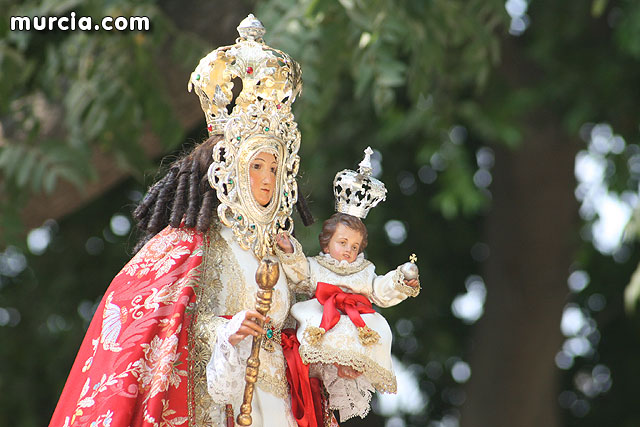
top-left (50, 227), bottom-right (204, 427)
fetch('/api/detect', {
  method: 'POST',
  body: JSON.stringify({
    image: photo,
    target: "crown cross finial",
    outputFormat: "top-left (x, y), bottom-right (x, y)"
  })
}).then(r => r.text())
top-left (237, 14), bottom-right (266, 41)
top-left (409, 254), bottom-right (418, 263)
top-left (358, 146), bottom-right (374, 175)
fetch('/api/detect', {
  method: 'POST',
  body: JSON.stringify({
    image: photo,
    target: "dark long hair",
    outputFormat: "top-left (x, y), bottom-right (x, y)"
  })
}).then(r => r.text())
top-left (132, 134), bottom-right (314, 252)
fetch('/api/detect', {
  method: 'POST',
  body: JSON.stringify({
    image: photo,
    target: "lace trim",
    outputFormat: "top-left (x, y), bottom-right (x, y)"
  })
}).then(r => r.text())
top-left (393, 269), bottom-right (420, 297)
top-left (298, 330), bottom-right (397, 394)
top-left (206, 311), bottom-right (252, 403)
top-left (314, 253), bottom-right (372, 276)
top-left (256, 351), bottom-right (289, 399)
top-left (273, 235), bottom-right (304, 265)
top-left (306, 325), bottom-right (380, 347)
top-left (319, 364), bottom-right (375, 421)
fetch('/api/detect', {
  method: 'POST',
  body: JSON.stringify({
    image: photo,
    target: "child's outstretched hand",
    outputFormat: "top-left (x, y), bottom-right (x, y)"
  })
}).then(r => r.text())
top-left (275, 232), bottom-right (294, 254)
top-left (335, 364), bottom-right (362, 379)
top-left (404, 279), bottom-right (419, 288)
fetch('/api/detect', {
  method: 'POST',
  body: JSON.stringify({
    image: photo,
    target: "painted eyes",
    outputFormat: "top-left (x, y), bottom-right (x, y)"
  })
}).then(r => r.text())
top-left (338, 241), bottom-right (358, 252)
top-left (251, 162), bottom-right (277, 175)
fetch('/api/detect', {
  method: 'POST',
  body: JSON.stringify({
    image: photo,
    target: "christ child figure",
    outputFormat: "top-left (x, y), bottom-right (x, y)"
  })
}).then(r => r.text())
top-left (274, 147), bottom-right (420, 422)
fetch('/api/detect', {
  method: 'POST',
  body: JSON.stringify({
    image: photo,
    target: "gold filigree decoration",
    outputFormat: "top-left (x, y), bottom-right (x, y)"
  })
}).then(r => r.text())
top-left (357, 326), bottom-right (380, 346)
top-left (209, 99), bottom-right (300, 260)
top-left (188, 227), bottom-right (224, 427)
top-left (188, 14), bottom-right (302, 136)
top-left (256, 359), bottom-right (289, 399)
top-left (305, 326), bottom-right (326, 346)
top-left (261, 319), bottom-right (282, 352)
top-left (190, 14), bottom-right (302, 261)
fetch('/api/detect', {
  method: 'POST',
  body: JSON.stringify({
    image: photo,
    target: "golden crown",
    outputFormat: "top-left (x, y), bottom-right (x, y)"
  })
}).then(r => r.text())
top-left (188, 14), bottom-right (303, 135)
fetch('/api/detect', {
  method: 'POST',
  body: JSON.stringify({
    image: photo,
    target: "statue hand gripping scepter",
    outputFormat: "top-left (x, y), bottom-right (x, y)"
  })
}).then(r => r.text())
top-left (237, 256), bottom-right (280, 426)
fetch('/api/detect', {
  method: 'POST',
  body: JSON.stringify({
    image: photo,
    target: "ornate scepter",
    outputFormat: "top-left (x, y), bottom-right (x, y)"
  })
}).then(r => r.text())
top-left (190, 13), bottom-right (302, 426)
top-left (236, 256), bottom-right (280, 426)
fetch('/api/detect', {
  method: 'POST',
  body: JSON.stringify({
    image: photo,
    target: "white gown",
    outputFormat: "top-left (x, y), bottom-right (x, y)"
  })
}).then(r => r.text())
top-left (203, 226), bottom-right (297, 426)
top-left (275, 237), bottom-right (420, 421)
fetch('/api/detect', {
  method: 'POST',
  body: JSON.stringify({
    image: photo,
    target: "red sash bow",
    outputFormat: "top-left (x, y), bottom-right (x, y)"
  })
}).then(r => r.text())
top-left (282, 329), bottom-right (324, 427)
top-left (315, 282), bottom-right (375, 331)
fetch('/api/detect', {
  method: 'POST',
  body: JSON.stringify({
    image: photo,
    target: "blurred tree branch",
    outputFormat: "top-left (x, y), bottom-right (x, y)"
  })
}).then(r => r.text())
top-left (0, 0), bottom-right (252, 240)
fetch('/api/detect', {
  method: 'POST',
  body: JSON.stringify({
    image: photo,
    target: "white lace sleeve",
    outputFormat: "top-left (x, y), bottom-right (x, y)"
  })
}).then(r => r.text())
top-left (274, 236), bottom-right (314, 295)
top-left (315, 363), bottom-right (375, 422)
top-left (368, 267), bottom-right (420, 308)
top-left (206, 310), bottom-right (252, 403)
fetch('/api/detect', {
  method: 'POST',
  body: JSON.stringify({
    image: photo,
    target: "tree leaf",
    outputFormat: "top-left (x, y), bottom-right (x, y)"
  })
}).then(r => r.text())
top-left (15, 148), bottom-right (37, 188)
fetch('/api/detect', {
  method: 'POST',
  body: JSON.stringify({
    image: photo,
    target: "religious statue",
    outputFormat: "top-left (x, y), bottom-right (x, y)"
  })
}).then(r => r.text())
top-left (275, 147), bottom-right (421, 421)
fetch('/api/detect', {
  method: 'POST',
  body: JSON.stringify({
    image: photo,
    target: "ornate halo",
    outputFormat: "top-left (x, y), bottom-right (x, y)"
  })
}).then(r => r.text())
top-left (207, 99), bottom-right (300, 259)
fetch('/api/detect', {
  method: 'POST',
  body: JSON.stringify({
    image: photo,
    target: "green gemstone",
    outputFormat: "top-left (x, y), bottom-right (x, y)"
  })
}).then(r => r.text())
top-left (195, 74), bottom-right (201, 80)
top-left (284, 191), bottom-right (288, 197)
top-left (237, 215), bottom-right (243, 221)
top-left (264, 127), bottom-right (270, 132)
top-left (266, 329), bottom-right (274, 339)
top-left (228, 178), bottom-right (233, 184)
top-left (236, 136), bottom-right (241, 141)
top-left (250, 224), bottom-right (256, 230)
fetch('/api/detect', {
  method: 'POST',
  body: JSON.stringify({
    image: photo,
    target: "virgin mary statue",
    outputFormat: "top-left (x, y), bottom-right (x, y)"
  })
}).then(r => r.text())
top-left (48, 14), bottom-right (375, 427)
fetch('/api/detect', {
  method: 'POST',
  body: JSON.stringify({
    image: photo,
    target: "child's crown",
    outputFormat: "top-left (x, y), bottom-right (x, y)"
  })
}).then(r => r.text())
top-left (333, 147), bottom-right (387, 219)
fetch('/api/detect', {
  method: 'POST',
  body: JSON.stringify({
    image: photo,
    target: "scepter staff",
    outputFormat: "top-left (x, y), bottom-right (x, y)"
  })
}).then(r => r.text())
top-left (236, 256), bottom-right (280, 426)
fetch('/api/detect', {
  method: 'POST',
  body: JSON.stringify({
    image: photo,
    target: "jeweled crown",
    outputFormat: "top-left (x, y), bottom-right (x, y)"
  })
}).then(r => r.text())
top-left (188, 14), bottom-right (303, 135)
top-left (334, 147), bottom-right (387, 219)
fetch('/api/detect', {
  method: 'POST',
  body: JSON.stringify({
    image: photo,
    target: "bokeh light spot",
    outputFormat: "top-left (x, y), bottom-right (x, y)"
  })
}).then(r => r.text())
top-left (451, 361), bottom-right (471, 383)
top-left (418, 165), bottom-right (437, 184)
top-left (587, 293), bottom-right (606, 312)
top-left (555, 351), bottom-right (574, 370)
top-left (567, 270), bottom-right (589, 293)
top-left (385, 220), bottom-right (407, 245)
top-left (561, 305), bottom-right (587, 337)
top-left (0, 247), bottom-right (27, 277)
top-left (473, 169), bottom-right (492, 188)
top-left (27, 226), bottom-right (52, 255)
top-left (397, 171), bottom-right (418, 195)
top-left (451, 276), bottom-right (486, 324)
top-left (110, 214), bottom-right (131, 236)
top-left (86, 237), bottom-right (105, 255)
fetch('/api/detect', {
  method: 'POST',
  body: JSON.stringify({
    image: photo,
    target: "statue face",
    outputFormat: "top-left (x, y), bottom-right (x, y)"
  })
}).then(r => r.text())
top-left (323, 223), bottom-right (364, 263)
top-left (249, 151), bottom-right (277, 207)
top-left (209, 129), bottom-right (297, 258)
